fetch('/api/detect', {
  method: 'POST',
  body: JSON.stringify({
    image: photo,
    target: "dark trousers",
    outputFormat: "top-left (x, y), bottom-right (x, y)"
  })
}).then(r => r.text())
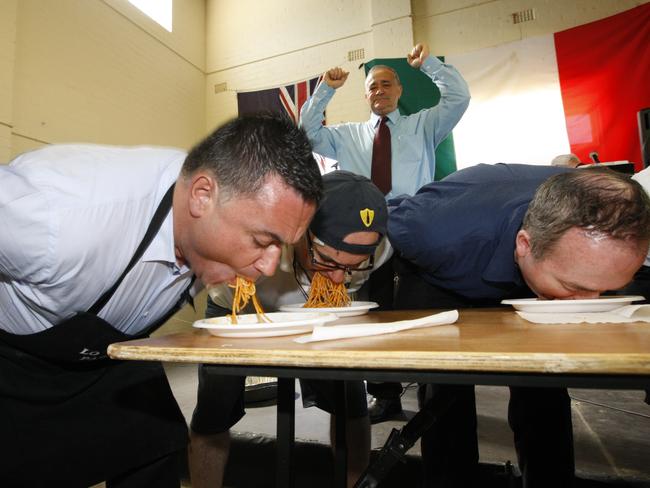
top-left (418, 384), bottom-right (479, 488)
top-left (509, 387), bottom-right (574, 488)
top-left (615, 265), bottom-right (650, 405)
top-left (365, 254), bottom-right (396, 311)
top-left (107, 452), bottom-right (182, 488)
top-left (367, 380), bottom-right (403, 399)
top-left (417, 384), bottom-right (574, 488)
top-left (361, 255), bottom-right (404, 399)
top-left (394, 258), bottom-right (575, 487)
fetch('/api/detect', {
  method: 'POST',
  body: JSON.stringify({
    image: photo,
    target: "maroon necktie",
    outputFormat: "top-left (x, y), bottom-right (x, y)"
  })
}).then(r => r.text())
top-left (371, 116), bottom-right (391, 195)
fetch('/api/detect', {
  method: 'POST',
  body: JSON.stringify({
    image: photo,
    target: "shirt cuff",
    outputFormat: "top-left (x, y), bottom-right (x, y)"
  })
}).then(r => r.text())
top-left (420, 55), bottom-right (444, 76)
top-left (314, 82), bottom-right (336, 103)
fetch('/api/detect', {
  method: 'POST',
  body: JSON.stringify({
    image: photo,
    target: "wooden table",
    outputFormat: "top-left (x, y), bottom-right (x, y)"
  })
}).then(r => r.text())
top-left (108, 309), bottom-right (650, 487)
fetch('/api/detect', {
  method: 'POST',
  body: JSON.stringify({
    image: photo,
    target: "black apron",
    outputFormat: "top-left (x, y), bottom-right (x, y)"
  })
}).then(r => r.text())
top-left (0, 185), bottom-right (193, 487)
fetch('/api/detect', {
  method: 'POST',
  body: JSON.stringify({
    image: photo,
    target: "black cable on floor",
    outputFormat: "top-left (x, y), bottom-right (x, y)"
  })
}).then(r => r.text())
top-left (569, 395), bottom-right (650, 420)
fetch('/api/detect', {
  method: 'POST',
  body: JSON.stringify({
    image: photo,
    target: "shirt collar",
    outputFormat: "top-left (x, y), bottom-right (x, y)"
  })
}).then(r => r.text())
top-left (141, 210), bottom-right (188, 275)
top-left (369, 108), bottom-right (400, 127)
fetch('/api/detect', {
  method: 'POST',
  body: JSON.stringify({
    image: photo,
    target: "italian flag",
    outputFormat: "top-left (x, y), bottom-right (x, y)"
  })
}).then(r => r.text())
top-left (446, 3), bottom-right (650, 172)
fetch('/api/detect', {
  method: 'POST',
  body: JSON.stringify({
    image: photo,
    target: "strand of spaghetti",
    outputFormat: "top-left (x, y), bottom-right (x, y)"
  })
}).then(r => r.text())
top-left (252, 294), bottom-right (271, 323)
top-left (230, 277), bottom-right (254, 323)
top-left (228, 276), bottom-right (271, 323)
top-left (303, 272), bottom-right (351, 308)
top-left (229, 279), bottom-right (239, 324)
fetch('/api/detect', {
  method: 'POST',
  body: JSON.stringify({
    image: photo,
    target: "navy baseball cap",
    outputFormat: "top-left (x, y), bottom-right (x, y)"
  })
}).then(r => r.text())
top-left (309, 170), bottom-right (387, 254)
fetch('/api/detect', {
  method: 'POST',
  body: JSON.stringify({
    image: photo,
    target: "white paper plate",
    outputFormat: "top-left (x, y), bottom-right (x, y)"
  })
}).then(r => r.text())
top-left (193, 312), bottom-right (338, 338)
top-left (501, 296), bottom-right (645, 313)
top-left (278, 301), bottom-right (379, 317)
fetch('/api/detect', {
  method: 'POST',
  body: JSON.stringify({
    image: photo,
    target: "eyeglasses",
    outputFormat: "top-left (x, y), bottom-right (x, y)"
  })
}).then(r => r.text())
top-left (306, 233), bottom-right (375, 273)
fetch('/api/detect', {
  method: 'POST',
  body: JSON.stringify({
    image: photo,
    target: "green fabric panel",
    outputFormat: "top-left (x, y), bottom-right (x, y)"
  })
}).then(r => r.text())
top-left (365, 57), bottom-right (457, 180)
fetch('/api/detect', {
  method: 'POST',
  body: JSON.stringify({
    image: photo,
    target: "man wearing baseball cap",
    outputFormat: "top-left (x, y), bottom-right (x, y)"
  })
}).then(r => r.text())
top-left (188, 170), bottom-right (391, 488)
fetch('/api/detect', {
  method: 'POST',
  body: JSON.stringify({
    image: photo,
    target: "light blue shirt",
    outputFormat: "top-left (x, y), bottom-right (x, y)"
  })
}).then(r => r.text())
top-left (0, 144), bottom-right (200, 335)
top-left (299, 56), bottom-right (470, 198)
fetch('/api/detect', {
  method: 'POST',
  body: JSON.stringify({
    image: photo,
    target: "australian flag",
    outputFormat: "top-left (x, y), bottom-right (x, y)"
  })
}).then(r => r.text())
top-left (236, 75), bottom-right (338, 174)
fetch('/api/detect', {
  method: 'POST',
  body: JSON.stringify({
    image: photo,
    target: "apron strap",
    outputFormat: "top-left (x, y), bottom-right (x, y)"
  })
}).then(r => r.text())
top-left (88, 184), bottom-right (175, 315)
top-left (0, 183), bottom-right (195, 363)
top-left (138, 275), bottom-right (197, 337)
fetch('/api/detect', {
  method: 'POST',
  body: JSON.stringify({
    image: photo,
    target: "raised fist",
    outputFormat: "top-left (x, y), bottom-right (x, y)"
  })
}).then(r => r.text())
top-left (407, 43), bottom-right (430, 69)
top-left (324, 67), bottom-right (349, 89)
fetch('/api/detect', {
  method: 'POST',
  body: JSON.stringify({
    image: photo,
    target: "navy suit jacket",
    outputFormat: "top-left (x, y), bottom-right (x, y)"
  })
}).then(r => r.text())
top-left (388, 163), bottom-right (572, 302)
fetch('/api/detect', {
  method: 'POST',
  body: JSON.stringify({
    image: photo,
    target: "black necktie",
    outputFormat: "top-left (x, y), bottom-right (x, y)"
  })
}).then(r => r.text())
top-left (371, 116), bottom-right (391, 195)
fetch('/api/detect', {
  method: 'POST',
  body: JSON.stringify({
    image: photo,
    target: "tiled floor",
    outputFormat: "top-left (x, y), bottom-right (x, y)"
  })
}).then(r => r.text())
top-left (165, 362), bottom-right (650, 486)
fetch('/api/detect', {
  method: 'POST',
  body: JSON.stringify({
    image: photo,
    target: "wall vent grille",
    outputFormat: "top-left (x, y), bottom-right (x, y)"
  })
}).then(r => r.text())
top-left (347, 48), bottom-right (365, 62)
top-left (512, 8), bottom-right (536, 24)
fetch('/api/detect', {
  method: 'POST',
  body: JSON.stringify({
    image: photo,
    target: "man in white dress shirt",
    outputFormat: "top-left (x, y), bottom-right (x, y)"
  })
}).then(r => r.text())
top-left (189, 171), bottom-right (391, 488)
top-left (0, 113), bottom-right (323, 487)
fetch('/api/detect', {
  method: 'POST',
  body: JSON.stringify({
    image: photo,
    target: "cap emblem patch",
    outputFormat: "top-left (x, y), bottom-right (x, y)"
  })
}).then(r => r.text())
top-left (359, 208), bottom-right (375, 228)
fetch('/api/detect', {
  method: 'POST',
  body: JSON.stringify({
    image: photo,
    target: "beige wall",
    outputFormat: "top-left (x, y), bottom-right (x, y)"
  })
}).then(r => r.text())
top-left (5, 0), bottom-right (646, 164)
top-left (204, 0), bottom-right (648, 135)
top-left (205, 0), bottom-right (414, 131)
top-left (412, 0), bottom-right (649, 55)
top-left (4, 0), bottom-right (647, 162)
top-left (2, 0), bottom-right (206, 163)
top-left (0, 0), bottom-right (18, 162)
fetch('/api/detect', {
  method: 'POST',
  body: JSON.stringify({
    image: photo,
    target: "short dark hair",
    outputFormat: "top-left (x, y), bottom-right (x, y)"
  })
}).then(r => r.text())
top-left (181, 112), bottom-right (323, 204)
top-left (523, 168), bottom-right (650, 259)
top-left (365, 65), bottom-right (402, 86)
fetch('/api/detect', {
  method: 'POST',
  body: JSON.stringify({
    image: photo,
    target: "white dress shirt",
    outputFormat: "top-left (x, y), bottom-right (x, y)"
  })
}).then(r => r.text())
top-left (0, 144), bottom-right (199, 335)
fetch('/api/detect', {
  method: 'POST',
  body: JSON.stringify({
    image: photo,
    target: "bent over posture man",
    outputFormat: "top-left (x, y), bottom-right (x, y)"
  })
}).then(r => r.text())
top-left (0, 113), bottom-right (322, 487)
top-left (189, 171), bottom-right (391, 488)
top-left (388, 163), bottom-right (650, 488)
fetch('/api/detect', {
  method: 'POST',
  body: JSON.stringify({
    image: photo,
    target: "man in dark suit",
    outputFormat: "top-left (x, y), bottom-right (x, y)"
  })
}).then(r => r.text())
top-left (388, 163), bottom-right (650, 487)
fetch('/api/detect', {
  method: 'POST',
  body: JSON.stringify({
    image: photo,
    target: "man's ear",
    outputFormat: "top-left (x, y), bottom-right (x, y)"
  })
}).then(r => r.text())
top-left (515, 229), bottom-right (533, 259)
top-left (188, 172), bottom-right (217, 218)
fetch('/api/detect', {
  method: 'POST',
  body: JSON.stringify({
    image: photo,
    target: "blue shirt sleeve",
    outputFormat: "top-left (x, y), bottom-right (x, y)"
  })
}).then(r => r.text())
top-left (299, 81), bottom-right (338, 159)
